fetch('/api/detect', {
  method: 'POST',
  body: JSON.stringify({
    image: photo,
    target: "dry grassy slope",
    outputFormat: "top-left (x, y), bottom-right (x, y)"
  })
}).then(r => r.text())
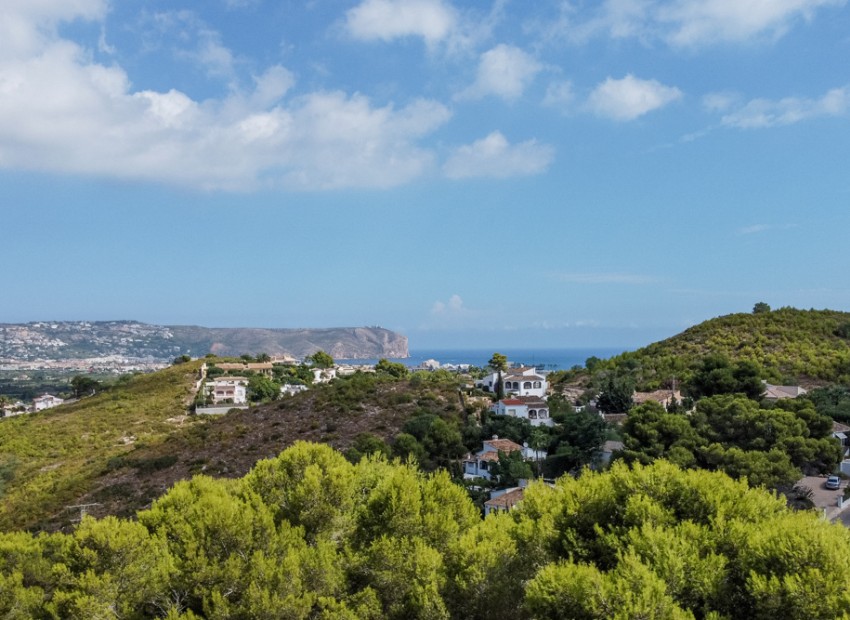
top-left (0, 362), bottom-right (203, 532)
top-left (25, 375), bottom-right (463, 532)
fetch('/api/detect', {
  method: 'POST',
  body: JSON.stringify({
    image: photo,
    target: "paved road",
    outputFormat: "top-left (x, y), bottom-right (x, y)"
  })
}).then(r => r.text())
top-left (797, 475), bottom-right (847, 522)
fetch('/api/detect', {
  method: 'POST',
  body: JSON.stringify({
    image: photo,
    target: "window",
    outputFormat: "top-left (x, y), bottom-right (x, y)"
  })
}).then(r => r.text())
top-left (523, 382), bottom-right (532, 389)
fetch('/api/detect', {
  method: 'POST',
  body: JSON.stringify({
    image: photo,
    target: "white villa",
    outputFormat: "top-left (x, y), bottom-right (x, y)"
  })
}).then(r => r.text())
top-left (312, 368), bottom-right (337, 384)
top-left (463, 437), bottom-right (546, 481)
top-left (476, 366), bottom-right (548, 398)
top-left (484, 487), bottom-right (525, 516)
top-left (207, 377), bottom-right (248, 405)
top-left (281, 383), bottom-right (308, 396)
top-left (32, 394), bottom-right (64, 411)
top-left (491, 396), bottom-right (554, 427)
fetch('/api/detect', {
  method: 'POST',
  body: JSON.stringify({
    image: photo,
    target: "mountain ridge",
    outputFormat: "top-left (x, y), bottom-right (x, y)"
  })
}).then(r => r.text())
top-left (0, 321), bottom-right (408, 361)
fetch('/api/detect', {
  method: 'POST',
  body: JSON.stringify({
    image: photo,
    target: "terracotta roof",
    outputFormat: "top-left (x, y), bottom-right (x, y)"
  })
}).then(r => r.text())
top-left (484, 438), bottom-right (523, 453)
top-left (500, 399), bottom-right (524, 406)
top-left (485, 487), bottom-right (524, 509)
top-left (834, 421), bottom-right (850, 434)
top-left (478, 451), bottom-right (502, 462)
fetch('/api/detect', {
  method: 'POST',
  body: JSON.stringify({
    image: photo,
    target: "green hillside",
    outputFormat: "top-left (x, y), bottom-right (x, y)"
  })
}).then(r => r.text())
top-left (0, 364), bottom-right (471, 532)
top-left (601, 307), bottom-right (850, 389)
top-left (0, 363), bottom-right (203, 531)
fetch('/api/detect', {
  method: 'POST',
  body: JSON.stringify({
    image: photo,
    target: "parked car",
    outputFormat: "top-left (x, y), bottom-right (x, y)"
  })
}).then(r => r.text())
top-left (826, 475), bottom-right (841, 490)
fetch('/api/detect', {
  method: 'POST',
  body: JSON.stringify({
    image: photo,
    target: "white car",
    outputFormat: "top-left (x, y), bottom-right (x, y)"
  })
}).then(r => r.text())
top-left (826, 475), bottom-right (841, 490)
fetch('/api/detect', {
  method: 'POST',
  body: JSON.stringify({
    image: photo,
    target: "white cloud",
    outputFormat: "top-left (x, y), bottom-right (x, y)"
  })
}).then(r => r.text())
top-left (149, 11), bottom-right (239, 83)
top-left (345, 0), bottom-right (457, 45)
top-left (431, 294), bottom-right (466, 315)
top-left (442, 131), bottom-right (554, 179)
top-left (1, 0), bottom-right (107, 59)
top-left (544, 0), bottom-right (845, 48)
top-left (737, 224), bottom-right (770, 235)
top-left (0, 5), bottom-right (456, 191)
top-left (587, 74), bottom-right (682, 121)
top-left (658, 0), bottom-right (845, 47)
top-left (456, 44), bottom-right (542, 102)
top-left (736, 223), bottom-right (797, 235)
top-left (720, 86), bottom-right (850, 128)
top-left (427, 294), bottom-right (481, 328)
top-left (553, 272), bottom-right (659, 284)
top-left (543, 80), bottom-right (575, 109)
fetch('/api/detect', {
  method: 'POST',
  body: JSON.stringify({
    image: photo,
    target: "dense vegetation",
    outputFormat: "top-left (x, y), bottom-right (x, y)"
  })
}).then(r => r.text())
top-left (2, 442), bottom-right (849, 619)
top-left (559, 308), bottom-right (850, 391)
top-left (621, 395), bottom-right (841, 487)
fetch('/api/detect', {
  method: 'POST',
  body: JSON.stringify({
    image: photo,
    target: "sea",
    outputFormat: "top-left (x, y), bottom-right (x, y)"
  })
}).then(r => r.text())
top-left (337, 347), bottom-right (628, 371)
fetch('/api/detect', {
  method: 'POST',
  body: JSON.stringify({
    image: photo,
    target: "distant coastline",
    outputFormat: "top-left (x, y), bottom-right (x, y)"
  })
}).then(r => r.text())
top-left (338, 347), bottom-right (628, 371)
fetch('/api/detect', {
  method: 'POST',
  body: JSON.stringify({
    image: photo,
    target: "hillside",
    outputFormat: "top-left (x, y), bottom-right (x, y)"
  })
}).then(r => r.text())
top-left (0, 365), bottom-right (465, 532)
top-left (0, 362), bottom-right (202, 531)
top-left (0, 321), bottom-right (408, 362)
top-left (596, 308), bottom-right (850, 389)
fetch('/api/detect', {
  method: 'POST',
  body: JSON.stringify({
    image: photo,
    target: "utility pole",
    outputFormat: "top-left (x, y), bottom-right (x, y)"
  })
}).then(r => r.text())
top-left (67, 503), bottom-right (100, 522)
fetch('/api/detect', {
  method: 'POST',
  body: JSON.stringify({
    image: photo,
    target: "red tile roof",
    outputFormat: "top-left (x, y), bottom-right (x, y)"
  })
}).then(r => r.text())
top-left (484, 438), bottom-right (523, 453)
top-left (485, 487), bottom-right (524, 509)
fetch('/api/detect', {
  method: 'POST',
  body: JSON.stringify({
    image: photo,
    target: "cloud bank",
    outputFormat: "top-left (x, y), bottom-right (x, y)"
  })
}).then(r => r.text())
top-left (0, 1), bottom-right (561, 191)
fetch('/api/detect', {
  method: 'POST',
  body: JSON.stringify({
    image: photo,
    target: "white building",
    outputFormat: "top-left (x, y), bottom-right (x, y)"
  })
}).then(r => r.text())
top-left (207, 377), bottom-right (248, 405)
top-left (484, 486), bottom-right (525, 516)
top-left (32, 394), bottom-right (64, 411)
top-left (463, 437), bottom-right (546, 480)
top-left (281, 383), bottom-right (308, 396)
top-left (312, 368), bottom-right (337, 384)
top-left (491, 396), bottom-right (554, 427)
top-left (476, 366), bottom-right (548, 398)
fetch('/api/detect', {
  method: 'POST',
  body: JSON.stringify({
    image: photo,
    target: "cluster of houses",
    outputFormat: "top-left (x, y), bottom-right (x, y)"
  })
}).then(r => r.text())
top-left (197, 360), bottom-right (366, 412)
top-left (474, 366), bottom-right (554, 427)
top-left (1, 393), bottom-right (66, 417)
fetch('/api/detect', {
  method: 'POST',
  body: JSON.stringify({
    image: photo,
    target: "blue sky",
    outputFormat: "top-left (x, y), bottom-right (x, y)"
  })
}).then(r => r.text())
top-left (2, 0), bottom-right (850, 351)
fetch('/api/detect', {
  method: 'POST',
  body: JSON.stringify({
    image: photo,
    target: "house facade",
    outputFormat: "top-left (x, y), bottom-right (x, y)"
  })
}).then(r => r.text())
top-left (491, 396), bottom-right (554, 427)
top-left (32, 394), bottom-right (64, 411)
top-left (207, 377), bottom-right (248, 405)
top-left (484, 487), bottom-right (525, 516)
top-left (463, 437), bottom-right (546, 480)
top-left (476, 366), bottom-right (548, 398)
top-left (281, 383), bottom-right (308, 396)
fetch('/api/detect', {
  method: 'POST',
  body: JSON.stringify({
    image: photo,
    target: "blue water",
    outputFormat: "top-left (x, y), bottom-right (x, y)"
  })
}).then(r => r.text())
top-left (337, 347), bottom-right (628, 371)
